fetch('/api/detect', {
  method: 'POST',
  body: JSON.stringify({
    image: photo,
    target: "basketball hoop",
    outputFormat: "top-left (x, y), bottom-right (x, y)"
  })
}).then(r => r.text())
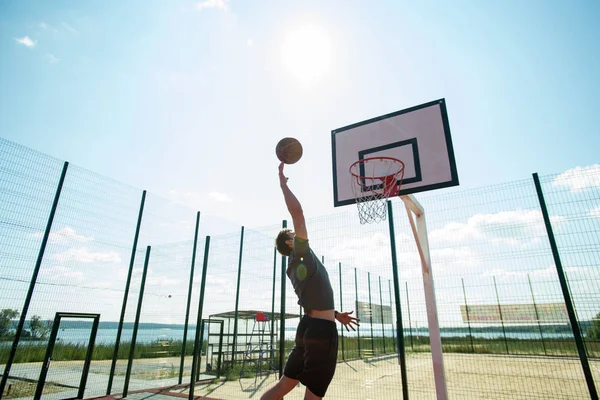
top-left (349, 157), bottom-right (405, 224)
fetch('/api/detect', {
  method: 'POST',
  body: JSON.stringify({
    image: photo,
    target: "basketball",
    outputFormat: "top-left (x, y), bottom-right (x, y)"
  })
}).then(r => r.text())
top-left (276, 137), bottom-right (303, 164)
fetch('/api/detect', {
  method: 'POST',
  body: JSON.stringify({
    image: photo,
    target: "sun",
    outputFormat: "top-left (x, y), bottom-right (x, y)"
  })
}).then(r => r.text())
top-left (280, 24), bottom-right (333, 85)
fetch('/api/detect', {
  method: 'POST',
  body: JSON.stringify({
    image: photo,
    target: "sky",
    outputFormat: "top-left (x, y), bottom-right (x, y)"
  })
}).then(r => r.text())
top-left (1, 0), bottom-right (600, 228)
top-left (0, 1), bottom-right (599, 329)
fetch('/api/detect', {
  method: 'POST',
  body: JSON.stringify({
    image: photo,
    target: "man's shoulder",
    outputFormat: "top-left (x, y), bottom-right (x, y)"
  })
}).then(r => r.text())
top-left (294, 236), bottom-right (309, 244)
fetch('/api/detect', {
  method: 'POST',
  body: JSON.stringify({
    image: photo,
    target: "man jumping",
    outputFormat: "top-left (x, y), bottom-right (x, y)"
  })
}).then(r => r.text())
top-left (261, 163), bottom-right (360, 400)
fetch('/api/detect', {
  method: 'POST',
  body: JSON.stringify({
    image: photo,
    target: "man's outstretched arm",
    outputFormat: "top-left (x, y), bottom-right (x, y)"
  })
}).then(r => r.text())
top-left (279, 163), bottom-right (307, 240)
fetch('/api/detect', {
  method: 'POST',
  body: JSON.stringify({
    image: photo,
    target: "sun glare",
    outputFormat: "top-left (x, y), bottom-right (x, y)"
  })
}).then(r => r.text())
top-left (280, 24), bottom-right (333, 85)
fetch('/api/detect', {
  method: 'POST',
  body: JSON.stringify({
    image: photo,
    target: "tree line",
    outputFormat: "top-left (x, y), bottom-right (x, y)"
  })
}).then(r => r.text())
top-left (0, 309), bottom-right (52, 340)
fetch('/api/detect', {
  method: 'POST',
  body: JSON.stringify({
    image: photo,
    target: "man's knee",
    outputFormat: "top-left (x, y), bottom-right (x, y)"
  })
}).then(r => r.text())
top-left (261, 376), bottom-right (299, 400)
top-left (304, 386), bottom-right (322, 400)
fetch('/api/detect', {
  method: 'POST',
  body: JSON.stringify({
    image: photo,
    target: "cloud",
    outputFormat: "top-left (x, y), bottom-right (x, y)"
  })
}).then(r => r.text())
top-left (247, 38), bottom-right (254, 46)
top-left (39, 266), bottom-right (84, 281)
top-left (15, 36), bottom-right (36, 48)
top-left (430, 209), bottom-right (564, 248)
top-left (330, 232), bottom-right (415, 272)
top-left (483, 265), bottom-right (597, 285)
top-left (33, 227), bottom-right (93, 244)
top-left (209, 191), bottom-right (232, 203)
top-left (46, 53), bottom-right (60, 64)
top-left (197, 0), bottom-right (228, 11)
top-left (145, 270), bottom-right (181, 287)
top-left (39, 22), bottom-right (58, 33)
top-left (53, 247), bottom-right (121, 263)
top-left (590, 206), bottom-right (600, 219)
top-left (203, 273), bottom-right (235, 295)
top-left (61, 22), bottom-right (79, 36)
top-left (552, 164), bottom-right (600, 192)
top-left (431, 246), bottom-right (479, 270)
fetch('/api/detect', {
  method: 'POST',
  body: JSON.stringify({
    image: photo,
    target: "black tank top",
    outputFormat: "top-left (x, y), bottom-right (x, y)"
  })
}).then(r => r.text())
top-left (286, 237), bottom-right (335, 311)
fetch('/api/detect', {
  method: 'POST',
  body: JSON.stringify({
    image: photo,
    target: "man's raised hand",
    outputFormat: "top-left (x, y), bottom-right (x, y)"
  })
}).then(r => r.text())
top-left (279, 162), bottom-right (289, 186)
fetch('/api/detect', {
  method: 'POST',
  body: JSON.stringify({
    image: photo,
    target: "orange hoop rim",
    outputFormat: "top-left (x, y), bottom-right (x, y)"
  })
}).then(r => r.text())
top-left (349, 156), bottom-right (405, 181)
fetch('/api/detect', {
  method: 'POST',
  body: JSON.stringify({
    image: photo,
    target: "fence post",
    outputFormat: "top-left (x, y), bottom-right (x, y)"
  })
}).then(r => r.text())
top-left (368, 272), bottom-right (375, 355)
top-left (354, 268), bottom-right (361, 359)
top-left (189, 236), bottom-right (211, 400)
top-left (232, 226), bottom-right (245, 365)
top-left (405, 281), bottom-right (413, 351)
top-left (387, 200), bottom-right (409, 400)
top-left (379, 276), bottom-right (386, 353)
top-left (339, 262), bottom-right (345, 360)
top-left (0, 161), bottom-right (69, 398)
top-left (278, 220), bottom-right (288, 379)
top-left (493, 276), bottom-right (509, 354)
top-left (461, 278), bottom-right (475, 353)
top-left (179, 211), bottom-right (201, 384)
top-left (528, 274), bottom-right (547, 356)
top-left (533, 173), bottom-right (598, 400)
top-left (270, 247), bottom-right (277, 365)
top-left (390, 280), bottom-right (397, 352)
top-left (123, 246), bottom-right (151, 398)
top-left (107, 189), bottom-right (146, 394)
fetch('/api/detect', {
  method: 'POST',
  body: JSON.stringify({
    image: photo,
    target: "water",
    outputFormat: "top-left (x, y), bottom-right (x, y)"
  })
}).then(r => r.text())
top-left (1, 326), bottom-right (575, 346)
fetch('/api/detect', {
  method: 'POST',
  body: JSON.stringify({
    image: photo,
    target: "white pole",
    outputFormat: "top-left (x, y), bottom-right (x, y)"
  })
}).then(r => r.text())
top-left (401, 195), bottom-right (448, 400)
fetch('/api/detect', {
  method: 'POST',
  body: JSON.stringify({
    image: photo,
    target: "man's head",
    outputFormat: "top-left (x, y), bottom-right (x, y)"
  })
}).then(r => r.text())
top-left (275, 228), bottom-right (295, 256)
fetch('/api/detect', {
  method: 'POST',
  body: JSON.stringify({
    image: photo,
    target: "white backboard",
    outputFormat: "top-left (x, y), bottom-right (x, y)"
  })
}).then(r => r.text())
top-left (332, 99), bottom-right (459, 207)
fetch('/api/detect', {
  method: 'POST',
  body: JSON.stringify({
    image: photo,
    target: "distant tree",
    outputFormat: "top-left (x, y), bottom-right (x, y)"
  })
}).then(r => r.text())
top-left (587, 312), bottom-right (600, 340)
top-left (29, 315), bottom-right (52, 340)
top-left (0, 309), bottom-right (19, 338)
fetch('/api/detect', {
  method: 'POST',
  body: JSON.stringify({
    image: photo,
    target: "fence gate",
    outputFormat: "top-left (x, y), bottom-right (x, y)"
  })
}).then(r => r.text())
top-left (34, 312), bottom-right (100, 400)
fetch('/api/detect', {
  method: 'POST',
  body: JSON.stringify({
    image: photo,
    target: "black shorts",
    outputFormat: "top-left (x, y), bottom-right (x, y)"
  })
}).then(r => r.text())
top-left (283, 315), bottom-right (338, 397)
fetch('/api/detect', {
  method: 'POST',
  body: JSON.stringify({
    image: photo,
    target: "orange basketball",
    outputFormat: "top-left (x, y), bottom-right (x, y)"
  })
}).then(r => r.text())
top-left (276, 137), bottom-right (303, 164)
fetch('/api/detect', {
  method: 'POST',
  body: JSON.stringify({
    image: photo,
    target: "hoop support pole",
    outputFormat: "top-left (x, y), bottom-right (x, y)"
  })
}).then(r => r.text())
top-left (400, 195), bottom-right (448, 400)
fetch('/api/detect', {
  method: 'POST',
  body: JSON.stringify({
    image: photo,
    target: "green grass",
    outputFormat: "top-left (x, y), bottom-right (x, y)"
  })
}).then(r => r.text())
top-left (1, 336), bottom-right (597, 367)
top-left (3, 379), bottom-right (65, 399)
top-left (0, 339), bottom-right (201, 364)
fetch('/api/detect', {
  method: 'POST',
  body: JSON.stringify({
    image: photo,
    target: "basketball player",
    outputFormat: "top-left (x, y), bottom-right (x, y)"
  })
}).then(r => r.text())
top-left (260, 163), bottom-right (360, 400)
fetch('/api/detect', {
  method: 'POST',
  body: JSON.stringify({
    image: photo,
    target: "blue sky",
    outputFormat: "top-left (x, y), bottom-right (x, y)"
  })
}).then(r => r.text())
top-left (1, 0), bottom-right (599, 228)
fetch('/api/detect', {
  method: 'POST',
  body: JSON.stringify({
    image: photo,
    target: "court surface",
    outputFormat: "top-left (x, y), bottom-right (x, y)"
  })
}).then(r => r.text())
top-left (184, 353), bottom-right (599, 400)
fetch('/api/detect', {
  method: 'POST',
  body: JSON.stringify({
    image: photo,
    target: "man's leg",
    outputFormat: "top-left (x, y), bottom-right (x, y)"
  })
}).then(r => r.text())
top-left (260, 376), bottom-right (299, 400)
top-left (303, 386), bottom-right (322, 400)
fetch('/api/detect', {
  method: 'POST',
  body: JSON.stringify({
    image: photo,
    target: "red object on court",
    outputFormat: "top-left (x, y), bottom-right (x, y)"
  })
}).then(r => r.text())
top-left (256, 312), bottom-right (268, 321)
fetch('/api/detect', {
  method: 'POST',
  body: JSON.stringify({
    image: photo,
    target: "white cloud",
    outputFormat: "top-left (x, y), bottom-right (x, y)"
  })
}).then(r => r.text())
top-left (430, 209), bottom-right (564, 248)
top-left (39, 265), bottom-right (84, 281)
top-left (590, 206), bottom-right (600, 218)
top-left (46, 53), bottom-right (60, 64)
top-left (61, 22), bottom-right (79, 36)
top-left (145, 271), bottom-right (181, 287)
top-left (552, 164), bottom-right (600, 192)
top-left (15, 36), bottom-right (36, 48)
top-left (197, 0), bottom-right (228, 11)
top-left (204, 273), bottom-right (235, 295)
top-left (39, 22), bottom-right (58, 33)
top-left (431, 246), bottom-right (479, 269)
top-left (331, 232), bottom-right (415, 272)
top-left (209, 191), bottom-right (232, 203)
top-left (247, 38), bottom-right (254, 46)
top-left (53, 247), bottom-right (121, 263)
top-left (33, 227), bottom-right (93, 244)
top-left (483, 265), bottom-right (598, 285)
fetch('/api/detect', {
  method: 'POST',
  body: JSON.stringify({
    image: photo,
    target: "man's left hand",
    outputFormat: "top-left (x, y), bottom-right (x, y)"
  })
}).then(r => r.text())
top-left (335, 311), bottom-right (360, 332)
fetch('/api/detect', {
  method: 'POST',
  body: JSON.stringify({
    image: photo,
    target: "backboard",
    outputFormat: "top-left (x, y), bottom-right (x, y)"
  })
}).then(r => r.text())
top-left (332, 98), bottom-right (459, 207)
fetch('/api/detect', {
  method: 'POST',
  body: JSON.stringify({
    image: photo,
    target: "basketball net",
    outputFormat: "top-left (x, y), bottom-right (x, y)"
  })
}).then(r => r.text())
top-left (349, 157), bottom-right (405, 224)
